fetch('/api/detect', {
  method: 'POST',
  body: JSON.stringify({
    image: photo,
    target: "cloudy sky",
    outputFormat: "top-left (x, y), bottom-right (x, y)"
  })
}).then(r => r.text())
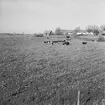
top-left (0, 0), bottom-right (105, 33)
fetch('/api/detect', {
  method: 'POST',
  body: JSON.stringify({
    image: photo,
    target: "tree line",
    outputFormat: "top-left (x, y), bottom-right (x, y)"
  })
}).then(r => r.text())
top-left (55, 25), bottom-right (105, 35)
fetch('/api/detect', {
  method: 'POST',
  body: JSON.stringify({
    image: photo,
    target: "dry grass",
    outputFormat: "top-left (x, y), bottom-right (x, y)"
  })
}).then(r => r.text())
top-left (0, 35), bottom-right (105, 105)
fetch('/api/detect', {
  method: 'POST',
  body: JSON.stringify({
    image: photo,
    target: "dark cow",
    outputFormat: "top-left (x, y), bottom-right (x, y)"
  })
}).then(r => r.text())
top-left (63, 41), bottom-right (70, 45)
top-left (82, 42), bottom-right (87, 44)
top-left (44, 41), bottom-right (50, 43)
top-left (66, 36), bottom-right (70, 38)
top-left (52, 40), bottom-right (66, 45)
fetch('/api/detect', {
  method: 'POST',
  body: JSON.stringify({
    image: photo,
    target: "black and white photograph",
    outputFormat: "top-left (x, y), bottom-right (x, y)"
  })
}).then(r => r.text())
top-left (0, 0), bottom-right (105, 105)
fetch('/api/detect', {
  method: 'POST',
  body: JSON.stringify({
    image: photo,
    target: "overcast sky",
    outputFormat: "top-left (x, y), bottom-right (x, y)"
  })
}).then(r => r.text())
top-left (0, 0), bottom-right (105, 33)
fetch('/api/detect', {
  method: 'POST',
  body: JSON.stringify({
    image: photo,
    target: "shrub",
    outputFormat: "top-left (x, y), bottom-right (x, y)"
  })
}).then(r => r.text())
top-left (35, 33), bottom-right (43, 37)
top-left (55, 27), bottom-right (64, 35)
top-left (97, 35), bottom-right (105, 42)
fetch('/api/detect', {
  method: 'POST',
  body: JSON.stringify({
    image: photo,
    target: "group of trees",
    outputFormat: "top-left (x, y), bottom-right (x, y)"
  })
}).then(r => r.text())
top-left (55, 27), bottom-right (64, 35)
top-left (73, 25), bottom-right (105, 36)
top-left (86, 25), bottom-right (100, 35)
top-left (55, 25), bottom-right (105, 36)
top-left (85, 25), bottom-right (105, 35)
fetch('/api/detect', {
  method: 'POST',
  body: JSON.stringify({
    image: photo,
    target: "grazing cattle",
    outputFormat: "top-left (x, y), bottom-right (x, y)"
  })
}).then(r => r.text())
top-left (66, 36), bottom-right (70, 38)
top-left (63, 41), bottom-right (70, 45)
top-left (66, 38), bottom-right (71, 41)
top-left (52, 40), bottom-right (66, 45)
top-left (82, 42), bottom-right (87, 44)
top-left (44, 41), bottom-right (50, 43)
top-left (66, 34), bottom-right (71, 41)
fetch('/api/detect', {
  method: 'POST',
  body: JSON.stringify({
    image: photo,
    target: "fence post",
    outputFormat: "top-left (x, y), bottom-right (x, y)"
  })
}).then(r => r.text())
top-left (77, 90), bottom-right (80, 105)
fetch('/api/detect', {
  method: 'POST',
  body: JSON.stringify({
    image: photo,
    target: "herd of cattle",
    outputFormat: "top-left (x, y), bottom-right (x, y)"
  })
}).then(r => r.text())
top-left (43, 31), bottom-right (96, 45)
top-left (44, 40), bottom-right (70, 45)
top-left (44, 38), bottom-right (96, 46)
top-left (44, 38), bottom-right (92, 45)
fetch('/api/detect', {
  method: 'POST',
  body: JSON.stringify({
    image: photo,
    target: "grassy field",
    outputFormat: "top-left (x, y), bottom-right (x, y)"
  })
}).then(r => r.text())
top-left (0, 35), bottom-right (105, 105)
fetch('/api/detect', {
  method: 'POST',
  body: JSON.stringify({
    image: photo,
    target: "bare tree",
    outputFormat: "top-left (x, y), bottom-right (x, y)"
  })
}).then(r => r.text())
top-left (72, 27), bottom-right (81, 36)
top-left (93, 25), bottom-right (100, 35)
top-left (100, 24), bottom-right (105, 31)
top-left (86, 25), bottom-right (94, 33)
top-left (86, 25), bottom-right (100, 35)
top-left (74, 27), bottom-right (80, 33)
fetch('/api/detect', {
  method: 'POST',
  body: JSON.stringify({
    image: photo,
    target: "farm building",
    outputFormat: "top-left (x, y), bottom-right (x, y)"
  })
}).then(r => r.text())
top-left (55, 27), bottom-right (73, 35)
top-left (76, 30), bottom-right (94, 36)
top-left (60, 29), bottom-right (73, 35)
top-left (77, 30), bottom-right (89, 36)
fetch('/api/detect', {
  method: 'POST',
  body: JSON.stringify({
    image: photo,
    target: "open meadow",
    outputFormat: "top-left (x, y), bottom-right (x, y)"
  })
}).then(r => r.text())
top-left (0, 34), bottom-right (105, 105)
